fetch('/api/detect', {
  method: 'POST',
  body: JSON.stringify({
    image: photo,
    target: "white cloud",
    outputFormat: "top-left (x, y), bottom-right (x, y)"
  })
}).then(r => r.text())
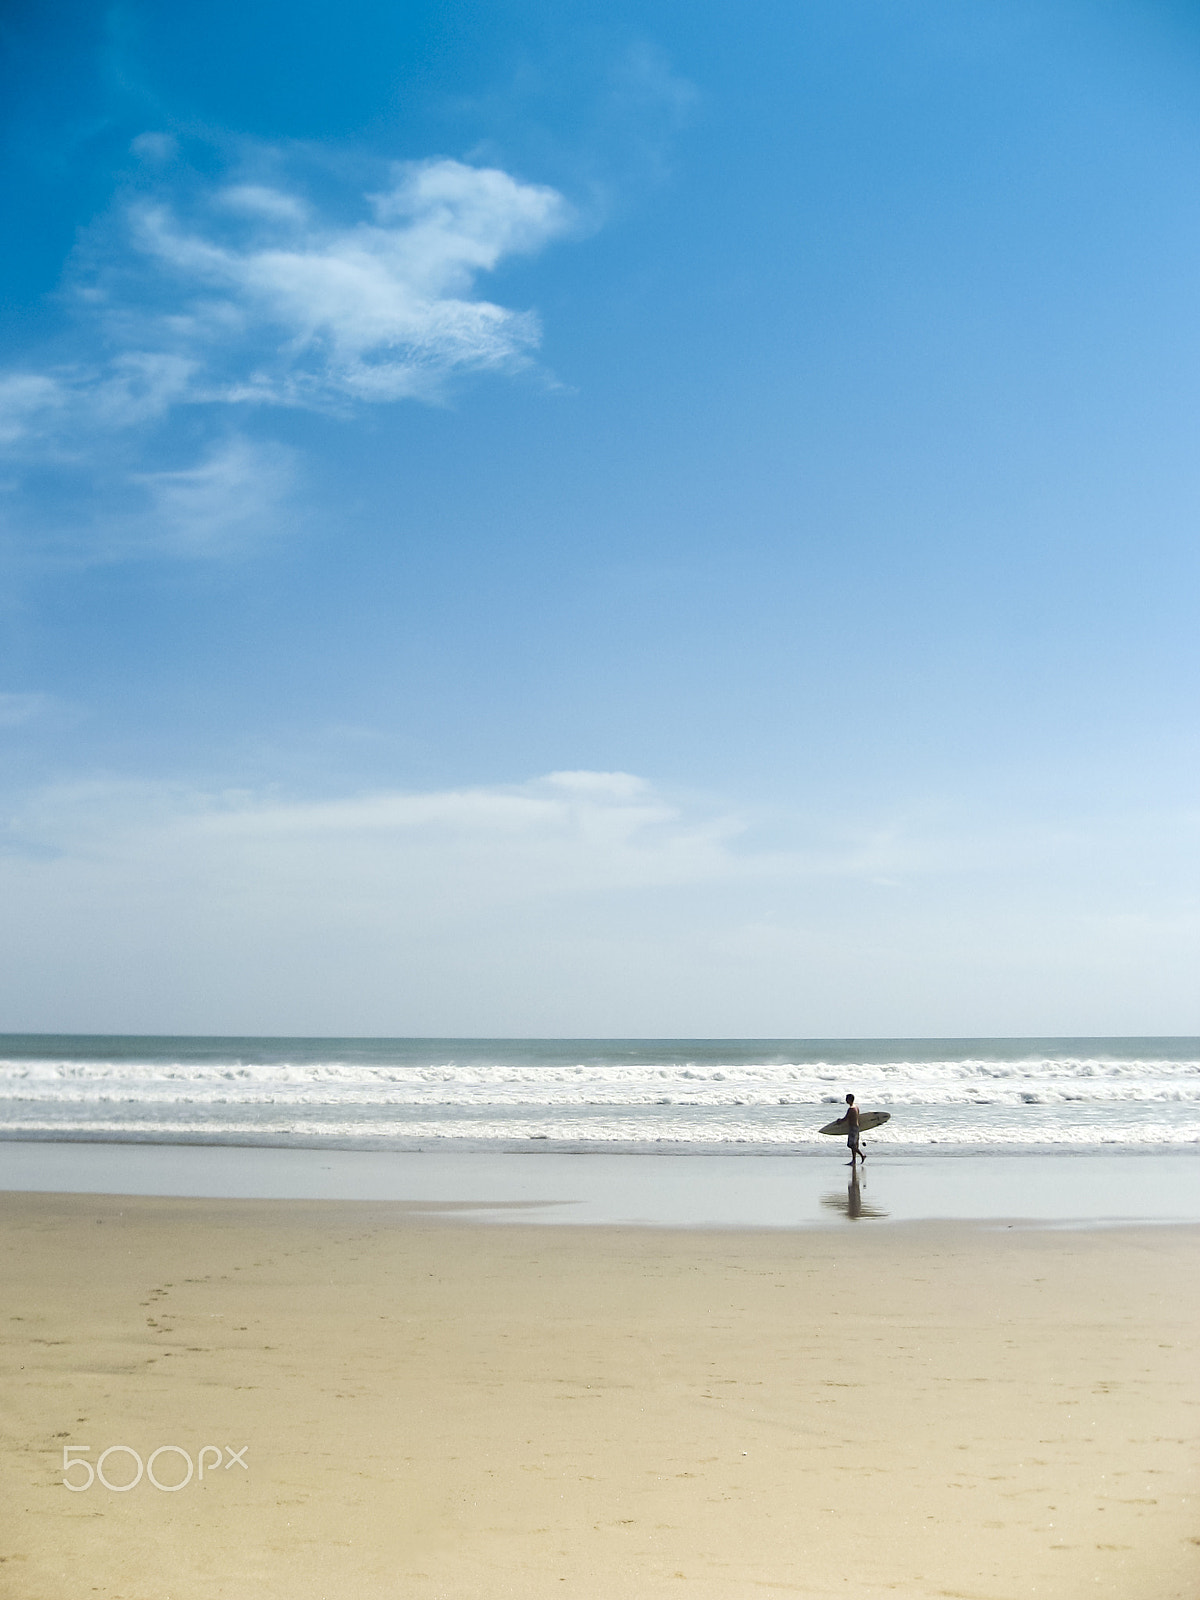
top-left (3, 770), bottom-right (1197, 1034)
top-left (217, 184), bottom-right (311, 224)
top-left (544, 770), bottom-right (650, 799)
top-left (0, 154), bottom-right (572, 444)
top-left (0, 152), bottom-right (572, 558)
top-left (0, 431), bottom-right (297, 562)
top-left (0, 357), bottom-right (201, 453)
top-left (92, 352), bottom-right (200, 427)
top-left (5, 771), bottom-right (746, 897)
top-left (0, 771), bottom-right (795, 1032)
top-left (124, 158), bottom-right (569, 403)
top-left (0, 374), bottom-right (67, 446)
top-left (123, 436), bottom-right (297, 557)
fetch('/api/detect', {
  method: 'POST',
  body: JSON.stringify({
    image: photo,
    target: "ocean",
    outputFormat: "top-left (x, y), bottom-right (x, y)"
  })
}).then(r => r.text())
top-left (0, 1035), bottom-right (1196, 1155)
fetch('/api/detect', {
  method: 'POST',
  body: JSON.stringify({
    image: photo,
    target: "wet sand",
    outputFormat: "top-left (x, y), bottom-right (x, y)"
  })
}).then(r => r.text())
top-left (2, 1191), bottom-right (1197, 1598)
top-left (4, 1140), bottom-right (1199, 1227)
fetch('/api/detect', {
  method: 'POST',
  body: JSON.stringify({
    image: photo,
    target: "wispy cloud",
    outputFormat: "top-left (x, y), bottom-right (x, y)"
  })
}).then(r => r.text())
top-left (121, 156), bottom-right (571, 407)
top-left (121, 437), bottom-right (297, 558)
top-left (0, 767), bottom-right (1019, 891)
top-left (0, 150), bottom-right (573, 558)
top-left (5, 153), bottom-right (571, 441)
top-left (0, 374), bottom-right (69, 447)
top-left (2, 770), bottom-right (1197, 1032)
top-left (0, 428), bottom-right (297, 563)
top-left (452, 39), bottom-right (698, 219)
top-left (3, 770), bottom-right (748, 897)
top-left (604, 42), bottom-right (700, 186)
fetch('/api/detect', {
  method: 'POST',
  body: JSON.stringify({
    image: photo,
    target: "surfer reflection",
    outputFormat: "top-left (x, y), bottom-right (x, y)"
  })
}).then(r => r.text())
top-left (820, 1171), bottom-right (888, 1221)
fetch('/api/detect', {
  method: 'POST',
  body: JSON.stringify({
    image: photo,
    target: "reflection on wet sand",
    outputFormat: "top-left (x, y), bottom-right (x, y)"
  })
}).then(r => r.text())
top-left (820, 1171), bottom-right (889, 1220)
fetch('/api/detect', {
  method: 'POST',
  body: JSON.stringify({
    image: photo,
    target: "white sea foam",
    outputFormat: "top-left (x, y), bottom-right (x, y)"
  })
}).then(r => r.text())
top-left (0, 1040), bottom-right (1196, 1150)
top-left (1, 1052), bottom-right (1198, 1106)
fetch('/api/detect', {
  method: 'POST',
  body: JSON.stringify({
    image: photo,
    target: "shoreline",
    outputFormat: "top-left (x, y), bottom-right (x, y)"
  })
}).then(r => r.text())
top-left (2, 1139), bottom-right (1198, 1229)
top-left (2, 1129), bottom-right (1197, 1153)
top-left (3, 1190), bottom-right (1197, 1598)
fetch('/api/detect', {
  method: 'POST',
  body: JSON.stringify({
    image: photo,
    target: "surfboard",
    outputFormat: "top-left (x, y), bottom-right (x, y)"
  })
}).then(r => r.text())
top-left (819, 1111), bottom-right (890, 1136)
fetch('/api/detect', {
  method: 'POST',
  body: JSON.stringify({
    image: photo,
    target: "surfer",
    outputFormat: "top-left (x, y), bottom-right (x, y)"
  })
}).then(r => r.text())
top-left (844, 1093), bottom-right (865, 1168)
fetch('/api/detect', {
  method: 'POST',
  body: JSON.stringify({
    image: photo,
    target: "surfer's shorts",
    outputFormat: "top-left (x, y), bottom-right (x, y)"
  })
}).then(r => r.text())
top-left (846, 1130), bottom-right (860, 1149)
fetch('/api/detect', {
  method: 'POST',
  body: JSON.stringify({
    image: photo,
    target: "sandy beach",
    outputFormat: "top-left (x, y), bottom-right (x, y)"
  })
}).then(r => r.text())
top-left (2, 1191), bottom-right (1197, 1599)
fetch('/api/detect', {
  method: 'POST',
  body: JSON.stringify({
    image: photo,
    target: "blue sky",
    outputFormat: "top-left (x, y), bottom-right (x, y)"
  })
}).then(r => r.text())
top-left (1, 0), bottom-right (1198, 1034)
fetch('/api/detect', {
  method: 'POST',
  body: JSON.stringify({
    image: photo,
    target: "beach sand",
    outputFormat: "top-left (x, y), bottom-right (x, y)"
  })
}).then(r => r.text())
top-left (1, 1191), bottom-right (1196, 1599)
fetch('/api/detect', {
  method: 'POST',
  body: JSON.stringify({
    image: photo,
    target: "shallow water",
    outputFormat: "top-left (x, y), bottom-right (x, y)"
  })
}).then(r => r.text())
top-left (2, 1141), bottom-right (1196, 1229)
